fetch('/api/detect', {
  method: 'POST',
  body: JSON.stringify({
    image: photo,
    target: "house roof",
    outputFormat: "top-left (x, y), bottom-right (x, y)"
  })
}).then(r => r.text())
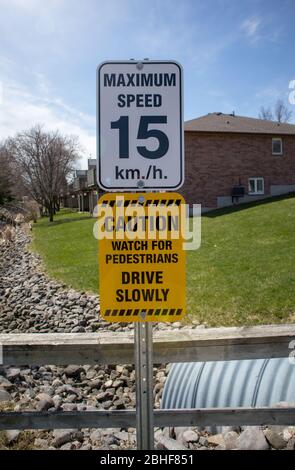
top-left (184, 113), bottom-right (295, 135)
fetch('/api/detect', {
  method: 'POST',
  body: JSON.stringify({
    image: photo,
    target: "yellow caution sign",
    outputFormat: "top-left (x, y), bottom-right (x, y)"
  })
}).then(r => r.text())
top-left (98, 192), bottom-right (186, 322)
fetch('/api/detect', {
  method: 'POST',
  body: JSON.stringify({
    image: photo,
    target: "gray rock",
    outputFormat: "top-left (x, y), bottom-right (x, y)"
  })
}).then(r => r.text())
top-left (96, 391), bottom-right (114, 402)
top-left (24, 388), bottom-right (36, 399)
top-left (104, 380), bottom-right (113, 388)
top-left (105, 436), bottom-right (120, 446)
top-left (89, 379), bottom-right (103, 390)
top-left (5, 430), bottom-right (20, 444)
top-left (113, 399), bottom-right (125, 409)
top-left (64, 394), bottom-right (78, 403)
top-left (52, 378), bottom-right (63, 388)
top-left (264, 429), bottom-right (286, 449)
top-left (102, 400), bottom-right (113, 409)
top-left (174, 427), bottom-right (190, 441)
top-left (36, 400), bottom-right (53, 412)
top-left (35, 393), bottom-right (54, 411)
top-left (0, 389), bottom-right (12, 402)
top-left (86, 369), bottom-right (97, 380)
top-left (75, 431), bottom-right (84, 442)
top-left (52, 429), bottom-right (75, 448)
top-left (182, 430), bottom-right (199, 444)
top-left (34, 438), bottom-right (48, 449)
top-left (0, 376), bottom-right (13, 390)
top-left (283, 426), bottom-right (295, 441)
top-left (238, 427), bottom-right (269, 450)
top-left (199, 436), bottom-right (208, 447)
top-left (60, 442), bottom-right (74, 450)
top-left (156, 434), bottom-right (188, 450)
top-left (71, 326), bottom-right (85, 333)
top-left (112, 380), bottom-right (124, 389)
top-left (39, 386), bottom-right (55, 396)
top-left (223, 431), bottom-right (239, 450)
top-left (68, 292), bottom-right (79, 301)
top-left (64, 365), bottom-right (84, 378)
top-left (154, 383), bottom-right (164, 394)
top-left (56, 384), bottom-right (79, 396)
top-left (61, 403), bottom-right (77, 411)
top-left (6, 368), bottom-right (21, 380)
top-left (90, 430), bottom-right (102, 444)
top-left (52, 395), bottom-right (62, 409)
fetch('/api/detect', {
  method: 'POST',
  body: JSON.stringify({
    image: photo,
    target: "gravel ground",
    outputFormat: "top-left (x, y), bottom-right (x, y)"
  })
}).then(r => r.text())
top-left (0, 225), bottom-right (191, 450)
top-left (0, 224), bottom-right (294, 451)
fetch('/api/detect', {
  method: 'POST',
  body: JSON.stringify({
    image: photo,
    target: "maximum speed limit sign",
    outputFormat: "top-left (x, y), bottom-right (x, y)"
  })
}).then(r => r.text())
top-left (97, 60), bottom-right (184, 190)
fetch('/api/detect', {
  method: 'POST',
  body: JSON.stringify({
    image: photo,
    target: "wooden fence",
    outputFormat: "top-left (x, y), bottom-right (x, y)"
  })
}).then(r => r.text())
top-left (1, 323), bottom-right (295, 430)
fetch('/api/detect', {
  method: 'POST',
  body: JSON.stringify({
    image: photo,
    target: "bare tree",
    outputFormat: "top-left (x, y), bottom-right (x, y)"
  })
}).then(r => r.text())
top-left (259, 106), bottom-right (274, 121)
top-left (259, 100), bottom-right (292, 123)
top-left (7, 125), bottom-right (80, 221)
top-left (0, 143), bottom-right (14, 204)
top-left (274, 99), bottom-right (293, 123)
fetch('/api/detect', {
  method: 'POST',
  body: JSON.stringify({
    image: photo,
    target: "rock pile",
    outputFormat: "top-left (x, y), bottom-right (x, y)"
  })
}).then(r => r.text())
top-left (155, 424), bottom-right (295, 450)
top-left (1, 226), bottom-right (294, 450)
top-left (0, 226), bottom-right (187, 449)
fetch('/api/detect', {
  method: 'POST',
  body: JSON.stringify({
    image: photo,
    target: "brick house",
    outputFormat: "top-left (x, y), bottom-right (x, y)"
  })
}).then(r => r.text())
top-left (182, 113), bottom-right (295, 211)
top-left (60, 160), bottom-right (104, 213)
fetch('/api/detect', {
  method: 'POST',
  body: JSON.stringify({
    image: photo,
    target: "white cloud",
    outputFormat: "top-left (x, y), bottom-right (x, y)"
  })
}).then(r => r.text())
top-left (241, 16), bottom-right (261, 40)
top-left (0, 70), bottom-right (95, 168)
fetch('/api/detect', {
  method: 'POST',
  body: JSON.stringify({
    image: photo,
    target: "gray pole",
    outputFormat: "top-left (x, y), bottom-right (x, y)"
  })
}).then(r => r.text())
top-left (134, 321), bottom-right (154, 450)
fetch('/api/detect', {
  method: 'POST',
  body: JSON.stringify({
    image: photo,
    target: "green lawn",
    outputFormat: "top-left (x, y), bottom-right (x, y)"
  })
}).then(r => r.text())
top-left (31, 211), bottom-right (98, 293)
top-left (31, 195), bottom-right (295, 326)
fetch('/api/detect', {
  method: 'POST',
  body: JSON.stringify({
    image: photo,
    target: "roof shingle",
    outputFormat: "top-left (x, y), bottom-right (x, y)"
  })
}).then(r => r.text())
top-left (184, 112), bottom-right (295, 135)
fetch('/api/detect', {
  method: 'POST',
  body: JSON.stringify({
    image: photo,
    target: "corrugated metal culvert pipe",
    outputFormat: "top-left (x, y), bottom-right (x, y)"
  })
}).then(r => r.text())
top-left (162, 358), bottom-right (295, 433)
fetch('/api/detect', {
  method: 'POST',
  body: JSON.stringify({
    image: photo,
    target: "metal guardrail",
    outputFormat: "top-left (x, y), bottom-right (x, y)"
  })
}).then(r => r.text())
top-left (0, 324), bottom-right (295, 431)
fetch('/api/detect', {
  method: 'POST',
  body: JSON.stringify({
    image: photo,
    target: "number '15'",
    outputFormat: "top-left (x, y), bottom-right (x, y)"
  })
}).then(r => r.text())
top-left (111, 115), bottom-right (169, 159)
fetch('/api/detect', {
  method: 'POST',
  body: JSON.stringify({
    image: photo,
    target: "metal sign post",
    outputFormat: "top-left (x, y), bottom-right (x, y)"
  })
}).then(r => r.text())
top-left (134, 321), bottom-right (154, 450)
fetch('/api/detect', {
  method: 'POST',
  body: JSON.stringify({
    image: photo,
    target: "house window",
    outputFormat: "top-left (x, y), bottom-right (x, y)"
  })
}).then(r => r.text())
top-left (272, 138), bottom-right (283, 155)
top-left (248, 177), bottom-right (264, 195)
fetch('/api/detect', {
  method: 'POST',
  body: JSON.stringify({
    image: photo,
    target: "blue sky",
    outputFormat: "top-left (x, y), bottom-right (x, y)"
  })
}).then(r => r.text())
top-left (0, 0), bottom-right (294, 166)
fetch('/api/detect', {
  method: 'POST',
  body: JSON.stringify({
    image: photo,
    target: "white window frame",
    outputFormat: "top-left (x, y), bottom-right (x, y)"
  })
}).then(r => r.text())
top-left (248, 177), bottom-right (264, 195)
top-left (272, 137), bottom-right (283, 155)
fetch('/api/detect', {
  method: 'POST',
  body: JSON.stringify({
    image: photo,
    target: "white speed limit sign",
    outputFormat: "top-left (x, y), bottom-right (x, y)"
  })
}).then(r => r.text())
top-left (97, 60), bottom-right (184, 191)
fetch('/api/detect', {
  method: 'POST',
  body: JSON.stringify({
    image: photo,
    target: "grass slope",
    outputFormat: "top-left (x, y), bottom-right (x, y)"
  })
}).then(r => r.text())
top-left (32, 196), bottom-right (295, 326)
top-left (187, 195), bottom-right (295, 326)
top-left (31, 211), bottom-right (98, 293)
